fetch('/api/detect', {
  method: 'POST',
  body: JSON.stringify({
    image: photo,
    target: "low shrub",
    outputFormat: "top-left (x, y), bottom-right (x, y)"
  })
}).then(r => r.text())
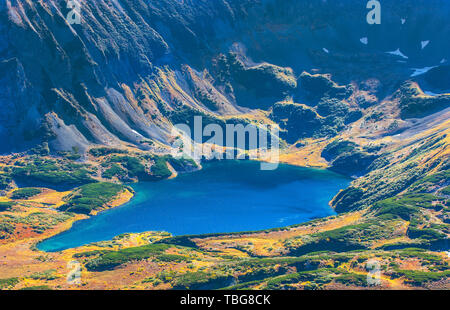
top-left (0, 277), bottom-right (19, 289)
top-left (60, 182), bottom-right (125, 214)
top-left (85, 244), bottom-right (171, 271)
top-left (10, 188), bottom-right (42, 200)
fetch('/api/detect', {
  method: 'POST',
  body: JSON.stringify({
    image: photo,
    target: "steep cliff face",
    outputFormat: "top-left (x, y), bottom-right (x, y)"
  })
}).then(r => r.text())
top-left (0, 0), bottom-right (449, 153)
top-left (0, 0), bottom-right (254, 152)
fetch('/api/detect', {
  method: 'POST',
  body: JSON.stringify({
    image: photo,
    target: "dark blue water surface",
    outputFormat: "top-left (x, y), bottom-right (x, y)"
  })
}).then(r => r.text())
top-left (38, 161), bottom-right (350, 252)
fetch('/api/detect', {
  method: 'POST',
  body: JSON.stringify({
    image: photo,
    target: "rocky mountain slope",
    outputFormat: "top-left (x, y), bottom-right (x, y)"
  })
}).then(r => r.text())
top-left (1, 0), bottom-right (449, 154)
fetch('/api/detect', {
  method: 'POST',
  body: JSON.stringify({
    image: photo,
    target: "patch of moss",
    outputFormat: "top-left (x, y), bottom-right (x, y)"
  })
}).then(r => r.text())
top-left (330, 151), bottom-right (378, 176)
top-left (172, 271), bottom-right (232, 290)
top-left (0, 222), bottom-right (15, 235)
top-left (89, 148), bottom-right (128, 157)
top-left (392, 269), bottom-right (450, 286)
top-left (20, 285), bottom-right (52, 290)
top-left (397, 82), bottom-right (450, 119)
top-left (108, 156), bottom-right (147, 179)
top-left (73, 250), bottom-right (113, 258)
top-left (10, 188), bottom-right (42, 200)
top-left (332, 187), bottom-right (364, 213)
top-left (165, 155), bottom-right (198, 172)
top-left (102, 164), bottom-right (127, 180)
top-left (286, 219), bottom-right (402, 256)
top-left (0, 277), bottom-right (19, 289)
top-left (0, 201), bottom-right (14, 212)
top-left (335, 273), bottom-right (367, 287)
top-left (266, 268), bottom-right (338, 289)
top-left (29, 269), bottom-right (58, 280)
top-left (150, 157), bottom-right (172, 179)
top-left (407, 227), bottom-right (446, 241)
top-left (441, 186), bottom-right (450, 195)
top-left (60, 182), bottom-right (125, 214)
top-left (0, 175), bottom-right (11, 190)
top-left (85, 244), bottom-right (172, 271)
top-left (11, 157), bottom-right (95, 187)
top-left (156, 254), bottom-right (190, 263)
top-left (322, 140), bottom-right (357, 162)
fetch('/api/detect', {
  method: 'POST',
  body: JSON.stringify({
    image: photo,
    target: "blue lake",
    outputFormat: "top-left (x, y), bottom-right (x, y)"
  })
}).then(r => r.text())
top-left (37, 160), bottom-right (350, 252)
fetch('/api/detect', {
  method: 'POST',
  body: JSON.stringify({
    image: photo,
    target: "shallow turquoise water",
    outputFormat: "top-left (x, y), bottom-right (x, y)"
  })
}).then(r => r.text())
top-left (38, 161), bottom-right (350, 252)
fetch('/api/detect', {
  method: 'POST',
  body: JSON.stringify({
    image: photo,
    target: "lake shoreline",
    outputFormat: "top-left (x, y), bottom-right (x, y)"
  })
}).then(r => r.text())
top-left (37, 160), bottom-right (350, 253)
